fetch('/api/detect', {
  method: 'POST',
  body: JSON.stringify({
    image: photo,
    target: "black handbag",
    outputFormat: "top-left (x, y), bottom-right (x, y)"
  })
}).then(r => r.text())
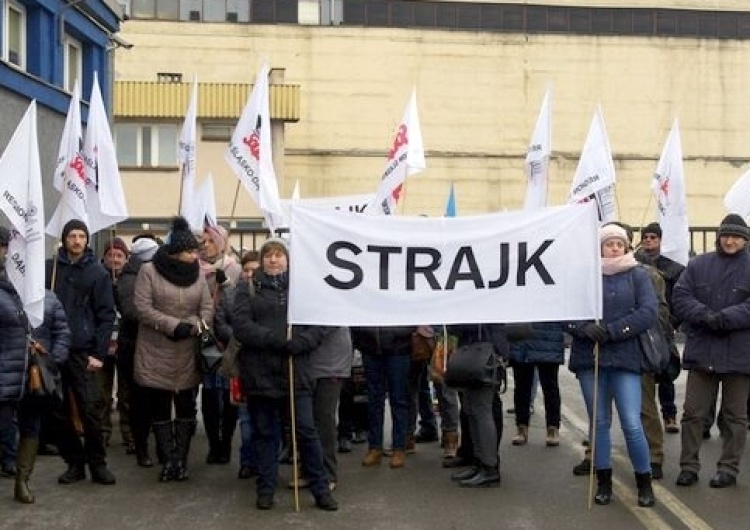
top-left (195, 319), bottom-right (223, 374)
top-left (444, 325), bottom-right (507, 391)
top-left (26, 340), bottom-right (64, 408)
top-left (638, 323), bottom-right (670, 375)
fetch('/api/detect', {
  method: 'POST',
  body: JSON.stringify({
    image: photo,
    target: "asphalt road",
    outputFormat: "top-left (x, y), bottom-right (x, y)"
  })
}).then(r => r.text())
top-left (1, 362), bottom-right (748, 530)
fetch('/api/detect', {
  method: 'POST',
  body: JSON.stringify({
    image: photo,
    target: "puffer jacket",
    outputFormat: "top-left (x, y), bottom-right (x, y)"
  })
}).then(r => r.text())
top-left (0, 280), bottom-right (70, 401)
top-left (509, 322), bottom-right (566, 365)
top-left (234, 272), bottom-right (333, 398)
top-left (568, 265), bottom-right (657, 374)
top-left (672, 249), bottom-right (750, 374)
top-left (133, 251), bottom-right (214, 391)
top-left (45, 247), bottom-right (115, 360)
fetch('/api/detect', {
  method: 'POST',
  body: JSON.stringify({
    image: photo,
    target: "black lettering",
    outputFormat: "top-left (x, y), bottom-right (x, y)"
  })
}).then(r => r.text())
top-left (445, 246), bottom-right (484, 290)
top-left (406, 247), bottom-right (441, 290)
top-left (487, 243), bottom-right (511, 288)
top-left (323, 241), bottom-right (363, 290)
top-left (367, 245), bottom-right (402, 290)
top-left (517, 240), bottom-right (555, 286)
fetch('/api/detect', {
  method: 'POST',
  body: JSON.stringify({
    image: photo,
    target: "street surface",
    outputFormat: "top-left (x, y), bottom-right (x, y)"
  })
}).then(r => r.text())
top-left (1, 359), bottom-right (748, 530)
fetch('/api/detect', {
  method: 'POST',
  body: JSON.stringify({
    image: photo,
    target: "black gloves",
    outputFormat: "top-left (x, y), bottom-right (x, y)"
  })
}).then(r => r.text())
top-left (172, 322), bottom-right (193, 341)
top-left (581, 323), bottom-right (609, 344)
top-left (704, 312), bottom-right (724, 331)
top-left (266, 332), bottom-right (287, 351)
top-left (286, 338), bottom-right (307, 357)
top-left (215, 269), bottom-right (228, 285)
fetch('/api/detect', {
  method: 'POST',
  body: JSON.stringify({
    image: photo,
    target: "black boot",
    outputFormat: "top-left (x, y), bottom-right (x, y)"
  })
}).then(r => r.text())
top-left (58, 462), bottom-right (86, 484)
top-left (173, 419), bottom-right (196, 481)
top-left (635, 472), bottom-right (656, 507)
top-left (594, 469), bottom-right (613, 505)
top-left (451, 466), bottom-right (479, 482)
top-left (459, 465), bottom-right (500, 488)
top-left (15, 438), bottom-right (38, 504)
top-left (152, 421), bottom-right (176, 482)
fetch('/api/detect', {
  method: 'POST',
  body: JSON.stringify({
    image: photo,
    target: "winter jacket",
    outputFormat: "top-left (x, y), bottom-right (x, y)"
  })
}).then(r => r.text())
top-left (309, 327), bottom-right (353, 380)
top-left (0, 279), bottom-right (70, 401)
top-left (45, 247), bottom-right (115, 360)
top-left (116, 257), bottom-right (145, 347)
top-left (234, 271), bottom-right (333, 398)
top-left (568, 265), bottom-right (658, 374)
top-left (509, 322), bottom-right (566, 365)
top-left (350, 326), bottom-right (414, 357)
top-left (133, 250), bottom-right (214, 391)
top-left (672, 249), bottom-right (750, 374)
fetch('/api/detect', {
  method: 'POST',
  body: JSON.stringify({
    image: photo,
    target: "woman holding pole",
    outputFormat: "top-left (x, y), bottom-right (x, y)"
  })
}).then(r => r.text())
top-left (233, 237), bottom-right (338, 511)
top-left (567, 224), bottom-right (658, 507)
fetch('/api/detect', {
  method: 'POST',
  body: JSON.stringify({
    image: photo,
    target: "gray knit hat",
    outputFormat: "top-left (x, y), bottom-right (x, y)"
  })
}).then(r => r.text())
top-left (718, 214), bottom-right (750, 241)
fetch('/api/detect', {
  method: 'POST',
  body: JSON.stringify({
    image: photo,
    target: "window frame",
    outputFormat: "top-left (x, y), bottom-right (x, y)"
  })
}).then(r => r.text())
top-left (3, 0), bottom-right (27, 69)
top-left (63, 35), bottom-right (83, 94)
top-left (115, 122), bottom-right (179, 169)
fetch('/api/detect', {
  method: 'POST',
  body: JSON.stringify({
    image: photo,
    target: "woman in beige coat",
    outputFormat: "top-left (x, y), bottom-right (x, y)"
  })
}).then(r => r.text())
top-left (134, 217), bottom-right (214, 482)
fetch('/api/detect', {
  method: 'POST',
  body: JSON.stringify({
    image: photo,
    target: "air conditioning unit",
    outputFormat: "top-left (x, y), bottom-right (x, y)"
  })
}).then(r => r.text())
top-left (226, 12), bottom-right (238, 23)
top-left (189, 10), bottom-right (201, 21)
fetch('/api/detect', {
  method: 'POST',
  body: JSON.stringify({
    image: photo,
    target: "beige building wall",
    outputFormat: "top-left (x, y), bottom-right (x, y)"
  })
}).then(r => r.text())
top-left (115, 16), bottom-right (750, 226)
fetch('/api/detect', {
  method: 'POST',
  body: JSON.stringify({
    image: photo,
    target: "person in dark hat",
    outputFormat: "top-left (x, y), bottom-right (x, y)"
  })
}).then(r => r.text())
top-left (672, 213), bottom-right (750, 489)
top-left (132, 216), bottom-right (213, 483)
top-left (45, 218), bottom-right (117, 486)
top-left (635, 222), bottom-right (686, 435)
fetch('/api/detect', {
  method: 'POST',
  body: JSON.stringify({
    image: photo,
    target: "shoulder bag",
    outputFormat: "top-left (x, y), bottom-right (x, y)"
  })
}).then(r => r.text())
top-left (444, 325), bottom-right (507, 391)
top-left (196, 319), bottom-right (223, 374)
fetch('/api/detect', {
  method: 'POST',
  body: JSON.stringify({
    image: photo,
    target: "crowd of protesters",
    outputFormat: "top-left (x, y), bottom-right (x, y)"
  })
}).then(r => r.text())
top-left (1, 213), bottom-right (750, 512)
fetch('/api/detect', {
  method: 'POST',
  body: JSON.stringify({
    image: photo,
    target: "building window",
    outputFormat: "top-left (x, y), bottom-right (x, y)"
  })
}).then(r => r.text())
top-left (64, 37), bottom-right (82, 93)
top-left (157, 72), bottom-right (183, 83)
top-left (201, 122), bottom-right (233, 142)
top-left (115, 123), bottom-right (178, 168)
top-left (3, 1), bottom-right (26, 69)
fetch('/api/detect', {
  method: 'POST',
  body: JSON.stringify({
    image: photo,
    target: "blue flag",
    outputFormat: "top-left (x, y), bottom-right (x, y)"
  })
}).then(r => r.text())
top-left (444, 182), bottom-right (456, 217)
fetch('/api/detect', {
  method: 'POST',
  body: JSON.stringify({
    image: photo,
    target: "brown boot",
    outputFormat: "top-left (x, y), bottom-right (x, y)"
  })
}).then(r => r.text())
top-left (362, 449), bottom-right (383, 467)
top-left (512, 425), bottom-right (528, 446)
top-left (390, 450), bottom-right (406, 469)
top-left (443, 431), bottom-right (459, 459)
top-left (14, 438), bottom-right (38, 504)
top-left (546, 427), bottom-right (560, 447)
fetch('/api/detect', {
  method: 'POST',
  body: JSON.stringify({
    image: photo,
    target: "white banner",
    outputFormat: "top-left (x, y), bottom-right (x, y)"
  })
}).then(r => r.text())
top-left (289, 203), bottom-right (602, 326)
top-left (277, 193), bottom-right (375, 228)
top-left (179, 76), bottom-right (200, 230)
top-left (0, 102), bottom-right (46, 327)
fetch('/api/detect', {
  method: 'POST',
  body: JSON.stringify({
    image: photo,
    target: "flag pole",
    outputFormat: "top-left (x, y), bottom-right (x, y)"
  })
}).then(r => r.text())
top-left (287, 323), bottom-right (300, 512)
top-left (637, 193), bottom-right (655, 240)
top-left (587, 338), bottom-right (600, 510)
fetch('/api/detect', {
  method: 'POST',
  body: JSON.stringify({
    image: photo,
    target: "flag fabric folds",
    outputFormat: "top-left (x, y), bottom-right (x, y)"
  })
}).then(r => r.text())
top-left (652, 119), bottom-right (690, 266)
top-left (288, 203), bottom-right (602, 326)
top-left (224, 62), bottom-right (284, 232)
top-left (724, 169), bottom-right (750, 218)
top-left (369, 87), bottom-right (426, 215)
top-left (569, 105), bottom-right (617, 223)
top-left (523, 88), bottom-right (552, 210)
top-left (179, 76), bottom-right (200, 230)
top-left (0, 102), bottom-right (46, 327)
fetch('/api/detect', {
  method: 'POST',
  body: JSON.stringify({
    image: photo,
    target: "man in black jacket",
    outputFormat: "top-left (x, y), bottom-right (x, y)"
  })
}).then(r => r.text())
top-left (46, 219), bottom-right (117, 485)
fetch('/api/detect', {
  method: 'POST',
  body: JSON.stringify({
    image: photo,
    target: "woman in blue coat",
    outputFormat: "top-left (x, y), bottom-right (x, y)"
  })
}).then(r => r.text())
top-left (568, 224), bottom-right (657, 508)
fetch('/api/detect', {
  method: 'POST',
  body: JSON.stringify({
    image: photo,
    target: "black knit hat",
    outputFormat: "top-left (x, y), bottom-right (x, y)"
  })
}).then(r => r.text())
top-left (61, 219), bottom-right (89, 243)
top-left (718, 214), bottom-right (750, 241)
top-left (165, 216), bottom-right (200, 254)
top-left (642, 222), bottom-right (662, 239)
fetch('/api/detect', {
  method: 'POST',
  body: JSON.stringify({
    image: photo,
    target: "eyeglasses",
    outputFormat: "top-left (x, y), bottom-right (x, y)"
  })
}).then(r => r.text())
top-left (642, 234), bottom-right (659, 240)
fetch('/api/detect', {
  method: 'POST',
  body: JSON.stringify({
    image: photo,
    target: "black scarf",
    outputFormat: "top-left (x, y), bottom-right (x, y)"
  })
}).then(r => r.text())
top-left (152, 246), bottom-right (200, 287)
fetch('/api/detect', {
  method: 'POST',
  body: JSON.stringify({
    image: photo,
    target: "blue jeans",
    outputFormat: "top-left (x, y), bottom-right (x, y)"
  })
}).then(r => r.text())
top-left (237, 402), bottom-right (258, 469)
top-left (0, 400), bottom-right (41, 466)
top-left (363, 353), bottom-right (410, 450)
top-left (577, 368), bottom-right (650, 473)
top-left (248, 395), bottom-right (329, 498)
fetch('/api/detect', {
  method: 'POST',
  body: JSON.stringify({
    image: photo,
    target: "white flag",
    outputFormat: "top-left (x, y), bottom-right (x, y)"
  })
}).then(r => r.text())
top-left (52, 79), bottom-right (82, 192)
top-left (183, 173), bottom-right (217, 230)
top-left (46, 83), bottom-right (89, 238)
top-left (82, 72), bottom-right (128, 234)
top-left (523, 88), bottom-right (552, 210)
top-left (291, 180), bottom-right (301, 201)
top-left (0, 102), bottom-right (46, 327)
top-left (724, 169), bottom-right (750, 218)
top-left (569, 105), bottom-right (617, 221)
top-left (369, 87), bottom-right (426, 216)
top-left (652, 119), bottom-right (690, 266)
top-left (179, 77), bottom-right (199, 230)
top-left (225, 62), bottom-right (283, 231)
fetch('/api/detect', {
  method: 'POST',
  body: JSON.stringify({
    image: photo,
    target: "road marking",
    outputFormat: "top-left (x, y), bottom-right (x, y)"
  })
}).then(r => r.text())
top-left (561, 402), bottom-right (714, 530)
